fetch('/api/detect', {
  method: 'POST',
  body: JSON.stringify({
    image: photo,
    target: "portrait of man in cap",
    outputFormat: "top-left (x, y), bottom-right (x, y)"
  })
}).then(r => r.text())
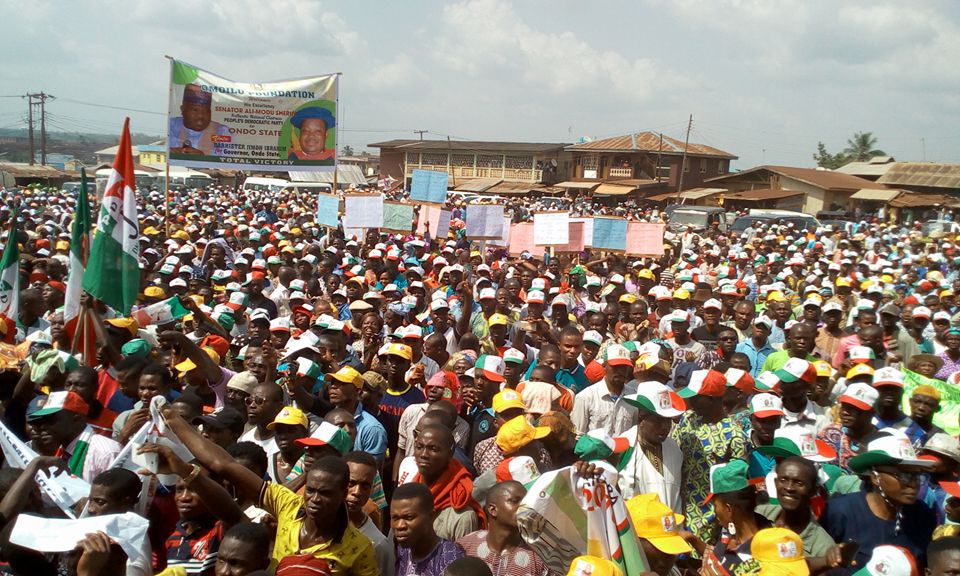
top-left (286, 105), bottom-right (336, 161)
top-left (168, 83), bottom-right (230, 156)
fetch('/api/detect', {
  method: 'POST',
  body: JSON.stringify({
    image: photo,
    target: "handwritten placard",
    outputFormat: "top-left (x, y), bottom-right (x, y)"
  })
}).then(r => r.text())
top-left (626, 222), bottom-right (666, 256)
top-left (534, 212), bottom-right (570, 245)
top-left (342, 194), bottom-right (384, 230)
top-left (410, 169), bottom-right (449, 204)
top-left (466, 204), bottom-right (506, 239)
top-left (382, 201), bottom-right (415, 233)
top-left (592, 217), bottom-right (628, 251)
top-left (315, 193), bottom-right (340, 228)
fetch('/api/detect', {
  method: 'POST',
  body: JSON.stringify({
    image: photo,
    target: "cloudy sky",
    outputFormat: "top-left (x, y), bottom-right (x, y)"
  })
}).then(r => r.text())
top-left (2, 0), bottom-right (958, 169)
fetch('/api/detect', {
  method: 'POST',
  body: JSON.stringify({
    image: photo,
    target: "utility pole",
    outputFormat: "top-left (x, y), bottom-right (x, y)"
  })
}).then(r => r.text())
top-left (39, 92), bottom-right (48, 165)
top-left (921, 137), bottom-right (926, 161)
top-left (414, 130), bottom-right (427, 141)
top-left (676, 114), bottom-right (693, 196)
top-left (26, 94), bottom-right (35, 165)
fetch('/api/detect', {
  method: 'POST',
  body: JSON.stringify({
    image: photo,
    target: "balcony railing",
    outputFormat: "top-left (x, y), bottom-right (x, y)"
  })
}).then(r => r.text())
top-left (608, 167), bottom-right (633, 178)
top-left (404, 164), bottom-right (543, 182)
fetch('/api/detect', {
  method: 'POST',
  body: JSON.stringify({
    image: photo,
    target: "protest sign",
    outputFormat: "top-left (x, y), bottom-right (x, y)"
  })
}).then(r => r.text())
top-left (465, 204), bottom-right (505, 239)
top-left (554, 219), bottom-right (586, 253)
top-left (592, 217), bottom-right (628, 251)
top-left (488, 216), bottom-right (512, 247)
top-left (342, 194), bottom-right (384, 230)
top-left (11, 513), bottom-right (151, 569)
top-left (415, 205), bottom-right (451, 239)
top-left (626, 222), bottom-right (666, 257)
top-left (315, 193), bottom-right (340, 228)
top-left (381, 202), bottom-right (415, 233)
top-left (534, 212), bottom-right (570, 245)
top-left (409, 170), bottom-right (449, 204)
top-left (508, 223), bottom-right (536, 256)
top-left (571, 217), bottom-right (594, 248)
top-left (167, 58), bottom-right (338, 171)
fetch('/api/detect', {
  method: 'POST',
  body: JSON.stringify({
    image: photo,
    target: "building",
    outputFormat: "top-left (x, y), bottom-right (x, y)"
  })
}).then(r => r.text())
top-left (338, 154), bottom-right (380, 177)
top-left (369, 139), bottom-right (570, 187)
top-left (704, 165), bottom-right (888, 214)
top-left (834, 156), bottom-right (895, 181)
top-left (137, 144), bottom-right (167, 166)
top-left (562, 131), bottom-right (737, 195)
top-left (876, 162), bottom-right (960, 195)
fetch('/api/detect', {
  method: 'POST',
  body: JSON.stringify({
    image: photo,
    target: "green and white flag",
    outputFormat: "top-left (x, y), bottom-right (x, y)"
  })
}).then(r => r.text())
top-left (0, 205), bottom-right (20, 333)
top-left (132, 296), bottom-right (190, 327)
top-left (83, 118), bottom-right (140, 315)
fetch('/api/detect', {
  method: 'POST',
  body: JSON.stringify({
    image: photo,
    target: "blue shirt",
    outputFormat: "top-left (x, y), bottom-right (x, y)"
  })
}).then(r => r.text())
top-left (523, 360), bottom-right (590, 394)
top-left (735, 338), bottom-right (776, 378)
top-left (354, 405), bottom-right (388, 461)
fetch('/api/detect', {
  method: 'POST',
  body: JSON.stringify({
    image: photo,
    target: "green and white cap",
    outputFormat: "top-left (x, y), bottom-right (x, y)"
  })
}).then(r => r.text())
top-left (624, 382), bottom-right (686, 417)
top-left (757, 427), bottom-right (837, 462)
top-left (849, 428), bottom-right (937, 473)
top-left (705, 459), bottom-right (750, 502)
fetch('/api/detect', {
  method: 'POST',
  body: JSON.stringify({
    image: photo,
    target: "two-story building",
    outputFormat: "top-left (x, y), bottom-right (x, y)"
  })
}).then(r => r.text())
top-left (562, 131), bottom-right (738, 196)
top-left (369, 139), bottom-right (571, 188)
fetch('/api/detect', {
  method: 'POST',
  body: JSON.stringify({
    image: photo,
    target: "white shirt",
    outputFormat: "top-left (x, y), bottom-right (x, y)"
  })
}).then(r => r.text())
top-left (238, 427), bottom-right (279, 470)
top-left (571, 379), bottom-right (639, 436)
top-left (357, 514), bottom-right (395, 576)
top-left (781, 400), bottom-right (830, 436)
top-left (618, 426), bottom-right (683, 513)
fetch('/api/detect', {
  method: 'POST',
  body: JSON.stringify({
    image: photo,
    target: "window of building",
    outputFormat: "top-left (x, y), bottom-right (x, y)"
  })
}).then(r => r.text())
top-left (717, 160), bottom-right (727, 174)
top-left (700, 158), bottom-right (707, 173)
top-left (421, 153), bottom-right (448, 166)
top-left (405, 152), bottom-right (421, 165)
top-left (505, 155), bottom-right (533, 169)
top-left (683, 158), bottom-right (690, 173)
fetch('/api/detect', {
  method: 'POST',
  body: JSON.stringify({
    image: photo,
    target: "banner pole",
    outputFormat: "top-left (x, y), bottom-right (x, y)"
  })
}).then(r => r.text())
top-left (70, 306), bottom-right (86, 357)
top-left (164, 162), bottom-right (171, 237)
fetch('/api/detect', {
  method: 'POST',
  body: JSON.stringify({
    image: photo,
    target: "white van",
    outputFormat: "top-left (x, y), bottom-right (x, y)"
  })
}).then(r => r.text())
top-left (242, 177), bottom-right (289, 194)
top-left (284, 182), bottom-right (333, 194)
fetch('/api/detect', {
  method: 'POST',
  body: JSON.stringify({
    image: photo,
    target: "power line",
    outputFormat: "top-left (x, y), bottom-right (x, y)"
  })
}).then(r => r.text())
top-left (55, 97), bottom-right (166, 116)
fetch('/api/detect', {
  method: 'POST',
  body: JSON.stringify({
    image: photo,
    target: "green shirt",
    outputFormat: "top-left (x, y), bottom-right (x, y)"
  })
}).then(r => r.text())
top-left (756, 503), bottom-right (835, 557)
top-left (760, 350), bottom-right (817, 374)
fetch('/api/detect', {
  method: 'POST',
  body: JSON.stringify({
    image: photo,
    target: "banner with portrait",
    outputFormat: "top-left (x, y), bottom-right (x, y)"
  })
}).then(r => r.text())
top-left (167, 58), bottom-right (338, 171)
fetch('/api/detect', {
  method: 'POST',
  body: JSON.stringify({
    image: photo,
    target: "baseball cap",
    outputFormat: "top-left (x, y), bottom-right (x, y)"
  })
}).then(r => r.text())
top-left (488, 313), bottom-right (510, 327)
top-left (678, 369), bottom-right (727, 398)
top-left (822, 301), bottom-right (843, 314)
top-left (105, 316), bottom-right (139, 336)
top-left (839, 382), bottom-right (879, 410)
top-left (624, 382), bottom-right (686, 417)
top-left (749, 393), bottom-right (784, 419)
top-left (495, 456), bottom-right (541, 487)
top-left (582, 330), bottom-right (603, 347)
top-left (503, 348), bottom-right (525, 364)
top-left (195, 406), bottom-right (245, 434)
top-left (383, 343), bottom-right (413, 361)
top-left (848, 346), bottom-right (876, 364)
top-left (912, 306), bottom-right (931, 319)
top-left (752, 528), bottom-right (809, 576)
top-left (705, 459), bottom-right (750, 502)
top-left (567, 556), bottom-right (623, 576)
top-left (478, 287), bottom-right (497, 300)
top-left (526, 290), bottom-right (545, 304)
top-left (846, 363), bottom-right (875, 380)
top-left (726, 368), bottom-right (759, 393)
top-left (757, 428), bottom-right (837, 462)
top-left (476, 354), bottom-right (505, 382)
top-left (492, 389), bottom-right (526, 414)
top-left (267, 406), bottom-right (308, 431)
top-left (626, 493), bottom-right (691, 554)
top-left (774, 358), bottom-right (817, 385)
top-left (872, 366), bottom-right (904, 388)
top-left (703, 298), bottom-right (722, 311)
top-left (670, 309), bottom-right (691, 323)
top-left (754, 316), bottom-right (775, 331)
top-left (852, 546), bottom-right (917, 576)
top-left (812, 360), bottom-right (834, 379)
top-left (604, 344), bottom-right (633, 367)
top-left (295, 421), bottom-right (352, 455)
top-left (325, 366), bottom-right (363, 388)
top-left (496, 415), bottom-right (551, 454)
top-left (121, 338), bottom-right (152, 358)
top-left (174, 347), bottom-right (221, 375)
top-left (848, 428), bottom-right (936, 473)
top-left (573, 429), bottom-right (632, 461)
top-left (27, 390), bottom-right (89, 421)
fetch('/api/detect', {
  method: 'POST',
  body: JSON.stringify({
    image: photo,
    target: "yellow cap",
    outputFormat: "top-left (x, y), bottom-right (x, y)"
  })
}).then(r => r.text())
top-left (941, 289), bottom-right (954, 298)
top-left (766, 290), bottom-right (786, 302)
top-left (383, 343), bottom-right (412, 361)
top-left (752, 527), bottom-right (809, 576)
top-left (171, 230), bottom-right (190, 241)
top-left (672, 288), bottom-right (690, 300)
top-left (846, 363), bottom-right (875, 380)
top-left (143, 226), bottom-right (161, 236)
top-left (144, 286), bottom-right (166, 298)
top-left (813, 360), bottom-right (834, 378)
top-left (835, 277), bottom-right (852, 287)
top-left (55, 240), bottom-right (69, 250)
top-left (619, 293), bottom-right (638, 304)
top-left (174, 347), bottom-right (221, 374)
top-left (495, 415), bottom-right (550, 454)
top-left (105, 317), bottom-right (139, 337)
top-left (267, 406), bottom-right (308, 430)
top-left (626, 493), bottom-right (691, 554)
top-left (567, 556), bottom-right (623, 576)
top-left (492, 389), bottom-right (526, 414)
top-left (488, 313), bottom-right (510, 327)
top-left (638, 269), bottom-right (655, 280)
top-left (325, 366), bottom-right (363, 388)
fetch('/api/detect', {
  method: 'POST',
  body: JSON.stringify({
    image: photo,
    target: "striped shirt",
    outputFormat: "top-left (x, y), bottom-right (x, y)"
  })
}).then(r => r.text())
top-left (165, 519), bottom-right (223, 575)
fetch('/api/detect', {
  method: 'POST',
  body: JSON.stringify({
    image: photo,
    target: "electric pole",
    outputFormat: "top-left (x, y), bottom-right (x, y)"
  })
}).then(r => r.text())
top-left (676, 114), bottom-right (693, 196)
top-left (26, 94), bottom-right (34, 165)
top-left (414, 130), bottom-right (427, 141)
top-left (39, 92), bottom-right (48, 165)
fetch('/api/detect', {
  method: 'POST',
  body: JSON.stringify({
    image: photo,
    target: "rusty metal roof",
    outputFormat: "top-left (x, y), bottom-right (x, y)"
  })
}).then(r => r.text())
top-left (368, 140), bottom-right (568, 153)
top-left (877, 162), bottom-right (960, 190)
top-left (565, 131), bottom-right (737, 158)
top-left (724, 188), bottom-right (805, 201)
top-left (707, 165), bottom-right (887, 191)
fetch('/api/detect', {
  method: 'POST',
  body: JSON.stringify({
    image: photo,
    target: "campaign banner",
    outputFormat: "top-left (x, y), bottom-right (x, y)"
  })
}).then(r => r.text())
top-left (167, 58), bottom-right (338, 171)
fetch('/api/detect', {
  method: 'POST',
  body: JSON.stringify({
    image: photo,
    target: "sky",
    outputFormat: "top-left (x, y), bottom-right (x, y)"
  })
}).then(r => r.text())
top-left (2, 0), bottom-right (959, 169)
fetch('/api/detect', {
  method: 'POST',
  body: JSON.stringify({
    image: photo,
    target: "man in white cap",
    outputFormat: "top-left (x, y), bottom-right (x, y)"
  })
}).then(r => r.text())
top-left (570, 344), bottom-right (638, 437)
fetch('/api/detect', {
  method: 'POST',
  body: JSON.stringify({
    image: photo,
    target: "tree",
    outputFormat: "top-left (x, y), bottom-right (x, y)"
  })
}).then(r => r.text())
top-left (813, 141), bottom-right (848, 170)
top-left (341, 145), bottom-right (355, 157)
top-left (842, 132), bottom-right (885, 162)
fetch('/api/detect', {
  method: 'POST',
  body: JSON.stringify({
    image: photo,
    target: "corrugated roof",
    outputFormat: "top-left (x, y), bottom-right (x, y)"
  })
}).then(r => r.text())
top-left (486, 182), bottom-right (545, 195)
top-left (707, 165), bottom-right (887, 191)
top-left (724, 188), bottom-right (804, 201)
top-left (455, 178), bottom-right (502, 192)
top-left (368, 139), bottom-right (568, 153)
top-left (0, 162), bottom-right (66, 177)
top-left (594, 183), bottom-right (636, 196)
top-left (565, 131), bottom-right (737, 158)
top-left (889, 192), bottom-right (960, 208)
top-left (849, 189), bottom-right (901, 201)
top-left (877, 162), bottom-right (960, 190)
top-left (835, 161), bottom-right (894, 177)
top-left (555, 181), bottom-right (600, 190)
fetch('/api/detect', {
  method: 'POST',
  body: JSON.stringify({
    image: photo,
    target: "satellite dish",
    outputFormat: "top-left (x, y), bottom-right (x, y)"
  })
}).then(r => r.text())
top-left (550, 159), bottom-right (558, 167)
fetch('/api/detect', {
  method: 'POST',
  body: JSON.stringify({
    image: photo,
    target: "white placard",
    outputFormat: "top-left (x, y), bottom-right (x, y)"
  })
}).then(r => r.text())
top-left (534, 212), bottom-right (570, 245)
top-left (465, 204), bottom-right (506, 239)
top-left (571, 217), bottom-right (594, 247)
top-left (342, 194), bottom-right (384, 230)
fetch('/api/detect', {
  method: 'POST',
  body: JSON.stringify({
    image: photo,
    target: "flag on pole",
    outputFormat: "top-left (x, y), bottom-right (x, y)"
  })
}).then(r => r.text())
top-left (0, 205), bottom-right (20, 343)
top-left (64, 168), bottom-right (94, 357)
top-left (83, 118), bottom-right (140, 315)
top-left (131, 296), bottom-right (190, 327)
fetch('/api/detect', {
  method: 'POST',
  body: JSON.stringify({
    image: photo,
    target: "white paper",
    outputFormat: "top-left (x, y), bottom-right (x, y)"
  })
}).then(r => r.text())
top-left (10, 512), bottom-right (150, 569)
top-left (342, 194), bottom-right (384, 230)
top-left (534, 212), bottom-right (570, 245)
top-left (488, 216), bottom-right (511, 247)
top-left (465, 204), bottom-right (506, 239)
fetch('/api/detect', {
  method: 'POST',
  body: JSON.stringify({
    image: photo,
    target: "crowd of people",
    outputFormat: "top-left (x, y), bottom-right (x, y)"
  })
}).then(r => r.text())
top-left (0, 180), bottom-right (958, 576)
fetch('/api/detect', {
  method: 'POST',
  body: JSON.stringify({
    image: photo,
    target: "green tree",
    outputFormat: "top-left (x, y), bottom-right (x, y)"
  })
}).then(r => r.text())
top-left (341, 145), bottom-right (355, 156)
top-left (842, 132), bottom-right (885, 162)
top-left (813, 141), bottom-right (848, 169)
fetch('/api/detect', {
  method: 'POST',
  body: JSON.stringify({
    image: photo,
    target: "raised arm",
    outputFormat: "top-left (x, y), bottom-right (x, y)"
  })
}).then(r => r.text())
top-left (159, 405), bottom-right (264, 504)
top-left (158, 330), bottom-right (221, 384)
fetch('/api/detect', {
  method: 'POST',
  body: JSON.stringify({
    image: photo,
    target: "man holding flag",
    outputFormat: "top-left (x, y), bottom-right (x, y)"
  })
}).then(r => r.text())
top-left (63, 168), bottom-right (95, 360)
